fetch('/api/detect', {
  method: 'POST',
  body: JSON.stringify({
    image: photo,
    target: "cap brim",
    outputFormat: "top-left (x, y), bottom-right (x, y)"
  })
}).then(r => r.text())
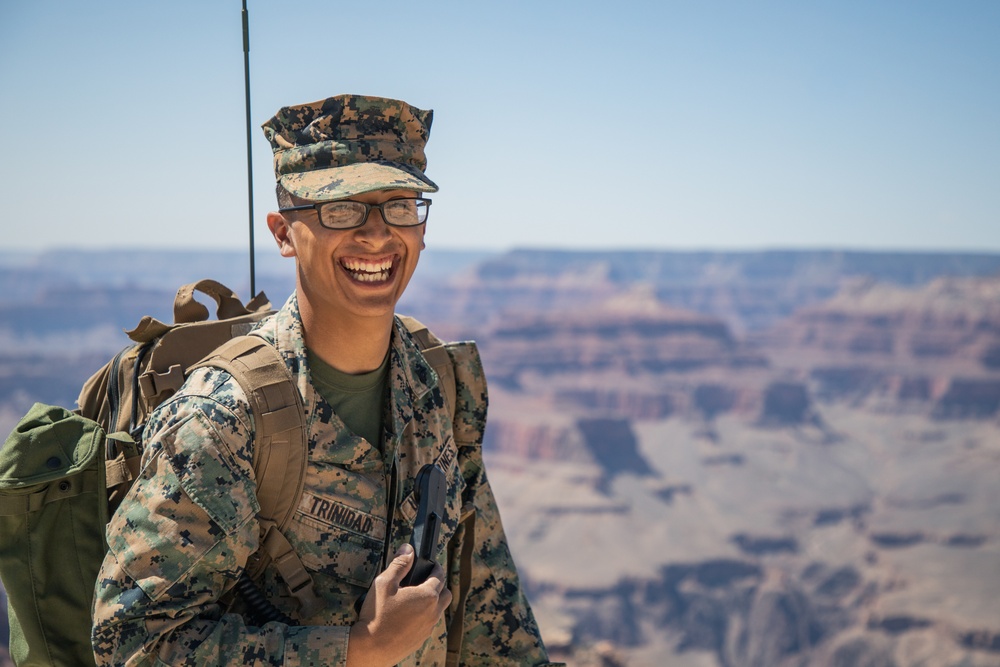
top-left (279, 161), bottom-right (438, 201)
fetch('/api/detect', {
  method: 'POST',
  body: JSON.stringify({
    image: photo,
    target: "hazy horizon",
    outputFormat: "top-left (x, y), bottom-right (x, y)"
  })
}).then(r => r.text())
top-left (7, 244), bottom-right (1000, 261)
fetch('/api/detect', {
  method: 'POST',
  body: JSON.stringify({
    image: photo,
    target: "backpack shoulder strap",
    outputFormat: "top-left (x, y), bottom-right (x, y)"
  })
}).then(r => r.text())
top-left (190, 336), bottom-right (324, 619)
top-left (196, 336), bottom-right (305, 528)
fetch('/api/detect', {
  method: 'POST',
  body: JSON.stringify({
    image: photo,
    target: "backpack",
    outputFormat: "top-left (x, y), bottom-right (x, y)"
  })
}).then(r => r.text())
top-left (0, 279), bottom-right (460, 667)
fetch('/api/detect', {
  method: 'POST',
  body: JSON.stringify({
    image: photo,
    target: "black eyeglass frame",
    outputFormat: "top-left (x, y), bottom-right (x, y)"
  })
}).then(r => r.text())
top-left (278, 197), bottom-right (432, 230)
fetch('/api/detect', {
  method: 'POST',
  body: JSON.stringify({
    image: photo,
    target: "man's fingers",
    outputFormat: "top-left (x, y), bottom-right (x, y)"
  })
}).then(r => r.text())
top-left (436, 586), bottom-right (453, 615)
top-left (412, 562), bottom-right (452, 614)
top-left (382, 543), bottom-right (415, 585)
top-left (417, 563), bottom-right (448, 594)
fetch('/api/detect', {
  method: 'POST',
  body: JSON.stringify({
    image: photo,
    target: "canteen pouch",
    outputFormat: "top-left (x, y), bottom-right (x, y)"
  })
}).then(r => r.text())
top-left (0, 403), bottom-right (114, 667)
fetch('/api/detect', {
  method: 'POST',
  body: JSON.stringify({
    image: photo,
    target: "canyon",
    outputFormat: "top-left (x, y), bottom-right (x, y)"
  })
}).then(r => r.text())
top-left (1, 248), bottom-right (999, 666)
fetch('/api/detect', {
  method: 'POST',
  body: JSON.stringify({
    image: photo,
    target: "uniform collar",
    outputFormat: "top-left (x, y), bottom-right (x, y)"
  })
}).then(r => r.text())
top-left (260, 293), bottom-right (440, 448)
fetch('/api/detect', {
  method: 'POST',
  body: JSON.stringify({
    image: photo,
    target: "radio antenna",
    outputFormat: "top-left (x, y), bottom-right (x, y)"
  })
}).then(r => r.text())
top-left (242, 0), bottom-right (256, 297)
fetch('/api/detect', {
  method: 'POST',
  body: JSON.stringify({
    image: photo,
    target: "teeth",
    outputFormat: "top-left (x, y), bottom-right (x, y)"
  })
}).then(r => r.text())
top-left (342, 258), bottom-right (392, 283)
top-left (351, 270), bottom-right (390, 282)
top-left (343, 258), bottom-right (393, 272)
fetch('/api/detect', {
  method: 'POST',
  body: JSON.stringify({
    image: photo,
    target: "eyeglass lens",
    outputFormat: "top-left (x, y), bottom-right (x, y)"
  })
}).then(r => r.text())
top-left (319, 199), bottom-right (428, 228)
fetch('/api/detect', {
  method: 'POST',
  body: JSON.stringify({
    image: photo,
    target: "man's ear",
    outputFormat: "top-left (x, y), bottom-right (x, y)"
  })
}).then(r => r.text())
top-left (267, 211), bottom-right (297, 258)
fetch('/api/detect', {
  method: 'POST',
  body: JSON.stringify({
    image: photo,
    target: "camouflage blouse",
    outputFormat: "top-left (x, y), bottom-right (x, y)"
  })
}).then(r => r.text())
top-left (92, 294), bottom-right (555, 666)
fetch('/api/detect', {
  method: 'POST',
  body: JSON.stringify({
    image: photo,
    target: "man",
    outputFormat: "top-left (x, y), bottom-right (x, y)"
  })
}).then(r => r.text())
top-left (92, 94), bottom-right (557, 666)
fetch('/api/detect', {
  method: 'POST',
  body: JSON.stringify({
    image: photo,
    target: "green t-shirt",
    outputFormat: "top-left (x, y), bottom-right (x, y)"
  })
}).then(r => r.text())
top-left (307, 349), bottom-right (390, 447)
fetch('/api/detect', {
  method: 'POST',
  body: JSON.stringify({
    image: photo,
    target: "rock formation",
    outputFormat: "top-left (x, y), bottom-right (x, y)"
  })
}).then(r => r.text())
top-left (3, 250), bottom-right (1000, 666)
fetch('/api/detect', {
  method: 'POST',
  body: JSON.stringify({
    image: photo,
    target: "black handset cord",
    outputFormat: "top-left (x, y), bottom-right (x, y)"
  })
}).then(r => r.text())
top-left (236, 573), bottom-right (295, 626)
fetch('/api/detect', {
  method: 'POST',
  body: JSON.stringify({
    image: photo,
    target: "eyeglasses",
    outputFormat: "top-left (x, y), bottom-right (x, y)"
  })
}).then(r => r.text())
top-left (279, 197), bottom-right (431, 230)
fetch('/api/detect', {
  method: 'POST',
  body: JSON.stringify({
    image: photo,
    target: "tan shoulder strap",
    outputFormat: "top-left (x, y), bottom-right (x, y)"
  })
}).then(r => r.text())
top-left (398, 315), bottom-right (457, 419)
top-left (197, 337), bottom-right (305, 528)
top-left (191, 336), bottom-right (324, 619)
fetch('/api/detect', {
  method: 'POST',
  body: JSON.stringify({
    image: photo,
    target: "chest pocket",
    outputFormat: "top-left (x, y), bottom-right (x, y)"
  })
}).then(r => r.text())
top-left (397, 430), bottom-right (464, 553)
top-left (289, 488), bottom-right (387, 589)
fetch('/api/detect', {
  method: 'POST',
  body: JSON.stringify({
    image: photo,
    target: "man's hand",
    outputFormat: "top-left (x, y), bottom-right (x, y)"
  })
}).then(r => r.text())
top-left (346, 543), bottom-right (453, 667)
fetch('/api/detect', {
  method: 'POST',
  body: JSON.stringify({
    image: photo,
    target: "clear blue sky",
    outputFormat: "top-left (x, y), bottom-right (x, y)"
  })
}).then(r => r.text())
top-left (2, 1), bottom-right (998, 253)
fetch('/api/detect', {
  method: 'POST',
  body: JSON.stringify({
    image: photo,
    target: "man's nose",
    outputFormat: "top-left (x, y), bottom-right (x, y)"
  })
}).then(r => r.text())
top-left (354, 209), bottom-right (392, 245)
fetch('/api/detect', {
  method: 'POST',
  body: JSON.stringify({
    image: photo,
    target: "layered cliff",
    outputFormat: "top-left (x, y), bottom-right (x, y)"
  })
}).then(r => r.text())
top-left (757, 277), bottom-right (1000, 419)
top-left (3, 250), bottom-right (1000, 666)
top-left (470, 275), bottom-right (1000, 666)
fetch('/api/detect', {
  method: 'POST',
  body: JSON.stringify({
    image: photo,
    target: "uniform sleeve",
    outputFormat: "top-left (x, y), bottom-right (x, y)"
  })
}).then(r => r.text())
top-left (447, 343), bottom-right (563, 666)
top-left (91, 369), bottom-right (351, 667)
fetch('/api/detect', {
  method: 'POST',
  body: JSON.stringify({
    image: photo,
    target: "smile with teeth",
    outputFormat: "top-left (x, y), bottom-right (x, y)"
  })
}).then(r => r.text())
top-left (341, 257), bottom-right (395, 283)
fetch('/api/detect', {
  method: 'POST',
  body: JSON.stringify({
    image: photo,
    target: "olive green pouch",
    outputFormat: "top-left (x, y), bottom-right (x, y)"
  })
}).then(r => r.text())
top-left (0, 403), bottom-right (126, 667)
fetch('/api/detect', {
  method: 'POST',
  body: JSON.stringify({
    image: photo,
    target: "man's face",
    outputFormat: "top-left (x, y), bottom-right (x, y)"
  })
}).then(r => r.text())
top-left (268, 188), bottom-right (426, 324)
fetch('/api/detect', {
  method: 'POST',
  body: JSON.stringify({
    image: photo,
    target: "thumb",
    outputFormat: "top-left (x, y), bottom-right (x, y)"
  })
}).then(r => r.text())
top-left (384, 543), bottom-right (415, 583)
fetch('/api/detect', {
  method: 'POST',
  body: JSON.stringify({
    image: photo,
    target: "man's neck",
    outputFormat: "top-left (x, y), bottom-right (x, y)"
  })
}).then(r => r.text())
top-left (299, 300), bottom-right (394, 375)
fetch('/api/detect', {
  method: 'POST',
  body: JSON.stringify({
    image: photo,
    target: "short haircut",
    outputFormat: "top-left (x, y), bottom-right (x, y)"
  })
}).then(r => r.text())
top-left (275, 183), bottom-right (294, 209)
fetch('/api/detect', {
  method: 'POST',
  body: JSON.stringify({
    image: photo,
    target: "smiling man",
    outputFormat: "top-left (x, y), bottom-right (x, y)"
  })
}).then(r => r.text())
top-left (92, 95), bottom-right (557, 666)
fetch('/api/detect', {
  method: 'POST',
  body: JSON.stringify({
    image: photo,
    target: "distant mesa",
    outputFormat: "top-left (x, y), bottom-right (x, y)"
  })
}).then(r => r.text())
top-left (660, 559), bottom-right (763, 590)
top-left (759, 381), bottom-right (815, 426)
top-left (888, 492), bottom-right (965, 510)
top-left (730, 533), bottom-right (799, 556)
top-left (981, 344), bottom-right (1000, 370)
top-left (692, 383), bottom-right (737, 420)
top-left (450, 258), bottom-right (1000, 430)
top-left (542, 504), bottom-right (629, 517)
top-left (483, 421), bottom-right (578, 461)
top-left (848, 330), bottom-right (895, 354)
top-left (483, 416), bottom-right (658, 487)
top-left (869, 532), bottom-right (925, 548)
top-left (933, 378), bottom-right (1000, 419)
top-left (554, 388), bottom-right (673, 420)
top-left (760, 276), bottom-right (1000, 419)
top-left (810, 366), bottom-right (882, 399)
top-left (810, 366), bottom-right (935, 403)
top-left (483, 309), bottom-right (764, 379)
top-left (960, 629), bottom-right (1000, 653)
top-left (896, 376), bottom-right (933, 401)
top-left (868, 615), bottom-right (935, 635)
top-left (813, 504), bottom-right (870, 527)
top-left (701, 453), bottom-right (745, 467)
top-left (655, 483), bottom-right (693, 504)
top-left (944, 533), bottom-right (988, 548)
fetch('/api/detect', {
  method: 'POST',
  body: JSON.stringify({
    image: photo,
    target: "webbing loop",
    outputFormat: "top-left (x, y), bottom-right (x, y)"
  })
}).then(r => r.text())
top-left (259, 522), bottom-right (325, 619)
top-left (0, 470), bottom-right (99, 516)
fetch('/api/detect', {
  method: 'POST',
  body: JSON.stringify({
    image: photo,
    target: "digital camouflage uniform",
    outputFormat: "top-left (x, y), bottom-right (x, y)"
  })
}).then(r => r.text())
top-left (92, 294), bottom-right (555, 666)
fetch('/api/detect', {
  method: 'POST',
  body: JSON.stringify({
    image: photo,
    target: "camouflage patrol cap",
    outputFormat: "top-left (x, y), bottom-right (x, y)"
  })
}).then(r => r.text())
top-left (261, 94), bottom-right (438, 201)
